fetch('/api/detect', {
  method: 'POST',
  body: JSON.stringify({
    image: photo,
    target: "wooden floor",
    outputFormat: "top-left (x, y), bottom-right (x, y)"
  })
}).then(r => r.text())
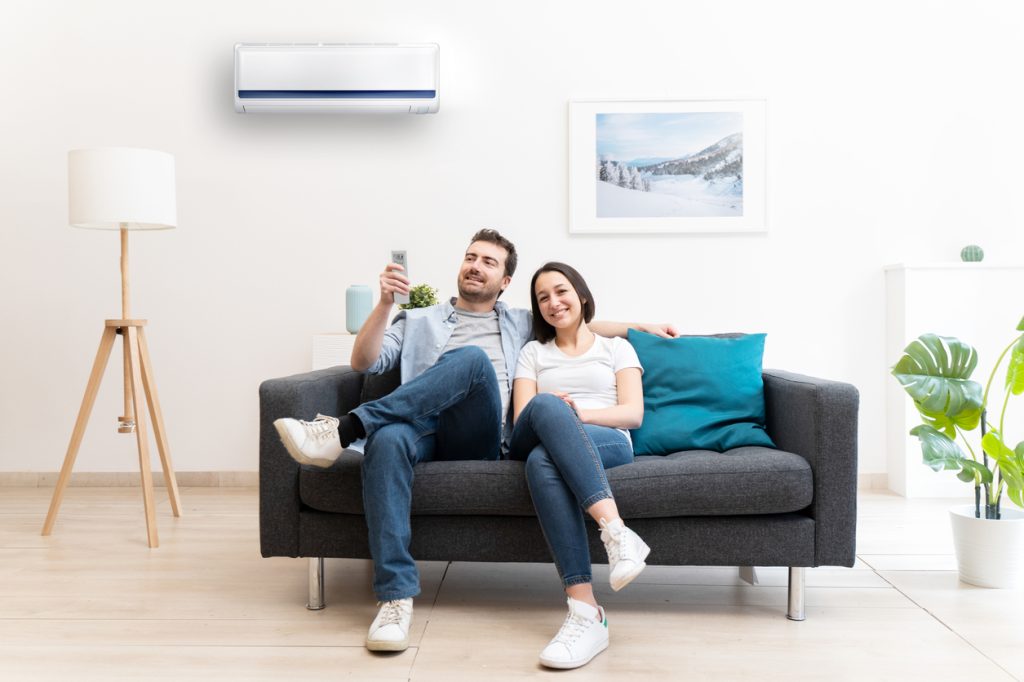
top-left (1, 488), bottom-right (1021, 681)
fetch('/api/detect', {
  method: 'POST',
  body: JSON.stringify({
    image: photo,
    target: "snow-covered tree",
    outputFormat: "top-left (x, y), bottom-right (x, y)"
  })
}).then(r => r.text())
top-left (617, 163), bottom-right (630, 188)
top-left (606, 162), bottom-right (620, 186)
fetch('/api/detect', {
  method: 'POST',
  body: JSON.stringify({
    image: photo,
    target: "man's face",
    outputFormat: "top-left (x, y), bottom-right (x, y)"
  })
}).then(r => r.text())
top-left (457, 240), bottom-right (511, 303)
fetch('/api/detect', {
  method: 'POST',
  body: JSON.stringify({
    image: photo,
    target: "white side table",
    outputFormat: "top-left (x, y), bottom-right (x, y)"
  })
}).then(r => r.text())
top-left (312, 333), bottom-right (357, 371)
top-left (885, 263), bottom-right (1024, 497)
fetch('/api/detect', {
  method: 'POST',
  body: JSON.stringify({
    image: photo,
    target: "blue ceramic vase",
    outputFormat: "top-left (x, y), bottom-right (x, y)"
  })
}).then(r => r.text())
top-left (346, 285), bottom-right (372, 333)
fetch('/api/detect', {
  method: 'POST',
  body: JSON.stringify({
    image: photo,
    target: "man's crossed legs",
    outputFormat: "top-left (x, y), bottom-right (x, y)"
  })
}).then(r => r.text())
top-left (274, 346), bottom-right (503, 651)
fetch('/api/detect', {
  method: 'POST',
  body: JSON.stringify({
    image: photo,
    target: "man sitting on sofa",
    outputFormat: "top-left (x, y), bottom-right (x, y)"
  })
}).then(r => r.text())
top-left (274, 228), bottom-right (677, 652)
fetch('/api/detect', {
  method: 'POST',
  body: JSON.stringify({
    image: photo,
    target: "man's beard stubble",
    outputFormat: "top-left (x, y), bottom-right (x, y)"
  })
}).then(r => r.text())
top-left (457, 273), bottom-right (502, 303)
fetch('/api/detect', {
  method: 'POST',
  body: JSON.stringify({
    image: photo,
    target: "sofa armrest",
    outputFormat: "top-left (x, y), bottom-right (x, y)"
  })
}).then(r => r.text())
top-left (762, 369), bottom-right (859, 567)
top-left (259, 366), bottom-right (365, 557)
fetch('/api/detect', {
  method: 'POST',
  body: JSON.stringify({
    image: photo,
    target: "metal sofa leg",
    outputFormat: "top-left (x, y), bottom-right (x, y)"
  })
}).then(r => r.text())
top-left (307, 557), bottom-right (325, 610)
top-left (738, 566), bottom-right (759, 585)
top-left (787, 566), bottom-right (805, 621)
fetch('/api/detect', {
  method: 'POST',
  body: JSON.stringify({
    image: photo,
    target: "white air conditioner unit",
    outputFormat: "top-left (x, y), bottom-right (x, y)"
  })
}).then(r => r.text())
top-left (234, 43), bottom-right (439, 114)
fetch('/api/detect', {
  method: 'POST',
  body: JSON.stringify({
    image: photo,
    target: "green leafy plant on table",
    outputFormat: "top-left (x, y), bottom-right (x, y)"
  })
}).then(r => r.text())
top-left (892, 316), bottom-right (1024, 518)
top-left (398, 284), bottom-right (440, 310)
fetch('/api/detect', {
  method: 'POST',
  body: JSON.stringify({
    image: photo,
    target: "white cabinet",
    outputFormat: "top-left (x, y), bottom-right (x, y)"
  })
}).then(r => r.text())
top-left (312, 333), bottom-right (357, 371)
top-left (885, 263), bottom-right (1024, 497)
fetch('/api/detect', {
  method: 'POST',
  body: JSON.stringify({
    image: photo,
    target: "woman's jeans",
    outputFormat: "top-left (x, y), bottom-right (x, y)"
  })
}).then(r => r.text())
top-left (351, 346), bottom-right (503, 601)
top-left (509, 392), bottom-right (634, 587)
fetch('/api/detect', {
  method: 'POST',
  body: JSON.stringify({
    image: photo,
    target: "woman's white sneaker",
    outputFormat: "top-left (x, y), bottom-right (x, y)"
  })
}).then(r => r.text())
top-left (600, 517), bottom-right (651, 591)
top-left (273, 414), bottom-right (342, 467)
top-left (539, 597), bottom-right (609, 669)
top-left (366, 598), bottom-right (413, 652)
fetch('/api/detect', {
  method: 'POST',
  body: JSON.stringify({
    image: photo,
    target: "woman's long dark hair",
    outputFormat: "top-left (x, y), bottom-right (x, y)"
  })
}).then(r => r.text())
top-left (530, 262), bottom-right (596, 344)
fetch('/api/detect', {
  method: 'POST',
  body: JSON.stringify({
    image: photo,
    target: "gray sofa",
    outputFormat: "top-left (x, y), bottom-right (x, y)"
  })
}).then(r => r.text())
top-left (259, 365), bottom-right (859, 620)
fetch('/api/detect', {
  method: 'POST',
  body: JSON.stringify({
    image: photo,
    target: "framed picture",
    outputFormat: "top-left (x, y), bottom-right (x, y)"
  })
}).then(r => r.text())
top-left (568, 99), bottom-right (766, 234)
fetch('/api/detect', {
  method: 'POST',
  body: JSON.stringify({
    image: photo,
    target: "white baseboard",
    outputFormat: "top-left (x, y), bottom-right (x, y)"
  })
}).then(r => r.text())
top-left (0, 471), bottom-right (258, 487)
top-left (858, 473), bottom-right (889, 491)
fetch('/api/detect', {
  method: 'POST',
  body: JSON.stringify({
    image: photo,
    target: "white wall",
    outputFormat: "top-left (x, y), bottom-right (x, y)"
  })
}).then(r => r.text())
top-left (2, 0), bottom-right (1023, 476)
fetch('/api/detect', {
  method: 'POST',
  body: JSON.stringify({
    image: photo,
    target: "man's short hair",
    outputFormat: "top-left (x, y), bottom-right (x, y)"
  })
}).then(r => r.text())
top-left (470, 228), bottom-right (517, 279)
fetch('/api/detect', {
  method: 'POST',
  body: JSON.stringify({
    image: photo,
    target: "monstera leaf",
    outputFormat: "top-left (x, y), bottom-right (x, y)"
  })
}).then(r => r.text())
top-left (909, 425), bottom-right (966, 472)
top-left (983, 433), bottom-right (1024, 489)
top-left (909, 425), bottom-right (991, 485)
top-left (1006, 336), bottom-right (1024, 396)
top-left (892, 334), bottom-right (983, 431)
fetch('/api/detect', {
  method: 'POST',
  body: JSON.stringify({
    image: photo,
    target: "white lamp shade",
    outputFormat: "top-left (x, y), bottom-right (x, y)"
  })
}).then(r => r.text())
top-left (68, 147), bottom-right (177, 230)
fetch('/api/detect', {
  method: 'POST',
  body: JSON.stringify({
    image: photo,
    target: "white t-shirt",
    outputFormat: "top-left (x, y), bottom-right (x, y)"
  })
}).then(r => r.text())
top-left (514, 334), bottom-right (643, 440)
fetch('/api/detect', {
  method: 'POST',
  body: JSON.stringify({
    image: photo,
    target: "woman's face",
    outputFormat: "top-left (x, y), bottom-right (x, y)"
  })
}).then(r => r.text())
top-left (534, 270), bottom-right (584, 332)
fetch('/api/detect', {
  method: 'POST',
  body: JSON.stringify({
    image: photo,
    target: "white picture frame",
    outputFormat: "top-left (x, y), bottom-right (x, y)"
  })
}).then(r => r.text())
top-left (568, 99), bottom-right (767, 234)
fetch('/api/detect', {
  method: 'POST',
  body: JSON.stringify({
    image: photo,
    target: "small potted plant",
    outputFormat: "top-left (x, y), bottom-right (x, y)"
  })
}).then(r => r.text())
top-left (892, 316), bottom-right (1024, 587)
top-left (398, 283), bottom-right (440, 310)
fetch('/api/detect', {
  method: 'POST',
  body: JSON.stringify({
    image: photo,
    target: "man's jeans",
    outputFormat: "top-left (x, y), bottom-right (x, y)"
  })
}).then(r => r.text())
top-left (508, 393), bottom-right (634, 587)
top-left (351, 346), bottom-right (502, 601)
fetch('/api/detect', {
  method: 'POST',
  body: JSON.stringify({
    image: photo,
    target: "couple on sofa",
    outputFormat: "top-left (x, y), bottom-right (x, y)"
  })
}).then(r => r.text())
top-left (274, 229), bottom-right (677, 669)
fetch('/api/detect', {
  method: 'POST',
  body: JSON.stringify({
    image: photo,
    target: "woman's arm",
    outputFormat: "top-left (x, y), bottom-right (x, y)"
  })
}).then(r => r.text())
top-left (512, 378), bottom-right (538, 425)
top-left (575, 368), bottom-right (644, 429)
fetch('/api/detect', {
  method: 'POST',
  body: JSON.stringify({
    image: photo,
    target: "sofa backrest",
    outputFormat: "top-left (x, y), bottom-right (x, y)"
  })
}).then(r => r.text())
top-left (360, 366), bottom-right (402, 404)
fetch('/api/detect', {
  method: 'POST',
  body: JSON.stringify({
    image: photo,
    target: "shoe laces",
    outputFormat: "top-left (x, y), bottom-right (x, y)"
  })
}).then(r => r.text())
top-left (603, 524), bottom-right (624, 563)
top-left (304, 415), bottom-right (338, 443)
top-left (605, 535), bottom-right (622, 565)
top-left (552, 611), bottom-right (592, 646)
top-left (378, 600), bottom-right (406, 626)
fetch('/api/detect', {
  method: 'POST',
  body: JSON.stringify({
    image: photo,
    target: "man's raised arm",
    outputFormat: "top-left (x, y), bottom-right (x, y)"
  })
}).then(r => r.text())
top-left (351, 263), bottom-right (410, 372)
top-left (589, 321), bottom-right (680, 339)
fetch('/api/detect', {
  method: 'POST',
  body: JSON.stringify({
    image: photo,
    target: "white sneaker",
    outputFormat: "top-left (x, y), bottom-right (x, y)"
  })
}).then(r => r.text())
top-left (366, 598), bottom-right (413, 652)
top-left (600, 517), bottom-right (651, 591)
top-left (273, 414), bottom-right (342, 467)
top-left (539, 597), bottom-right (609, 669)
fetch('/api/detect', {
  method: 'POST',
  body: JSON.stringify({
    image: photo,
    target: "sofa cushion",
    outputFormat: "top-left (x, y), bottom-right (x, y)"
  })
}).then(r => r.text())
top-left (298, 447), bottom-right (812, 519)
top-left (627, 330), bottom-right (776, 455)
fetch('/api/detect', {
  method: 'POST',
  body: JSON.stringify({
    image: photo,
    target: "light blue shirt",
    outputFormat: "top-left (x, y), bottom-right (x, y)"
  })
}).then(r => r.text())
top-left (366, 297), bottom-right (534, 441)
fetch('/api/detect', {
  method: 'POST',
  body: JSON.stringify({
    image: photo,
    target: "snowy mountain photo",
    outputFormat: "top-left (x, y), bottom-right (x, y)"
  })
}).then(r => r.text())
top-left (595, 112), bottom-right (744, 219)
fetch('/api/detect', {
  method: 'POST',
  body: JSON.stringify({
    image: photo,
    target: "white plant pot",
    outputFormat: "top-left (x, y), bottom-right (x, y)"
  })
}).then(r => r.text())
top-left (949, 504), bottom-right (1024, 588)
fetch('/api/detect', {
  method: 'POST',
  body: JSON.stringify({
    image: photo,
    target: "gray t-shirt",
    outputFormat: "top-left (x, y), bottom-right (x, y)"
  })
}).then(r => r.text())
top-left (443, 307), bottom-right (510, 422)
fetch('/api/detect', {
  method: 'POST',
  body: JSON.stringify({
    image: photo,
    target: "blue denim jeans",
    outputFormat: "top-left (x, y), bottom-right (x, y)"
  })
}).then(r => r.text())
top-left (509, 393), bottom-right (634, 587)
top-left (351, 346), bottom-right (502, 601)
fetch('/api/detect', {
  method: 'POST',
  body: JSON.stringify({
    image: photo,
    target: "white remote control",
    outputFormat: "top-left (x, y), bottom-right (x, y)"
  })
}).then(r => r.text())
top-left (390, 250), bottom-right (409, 305)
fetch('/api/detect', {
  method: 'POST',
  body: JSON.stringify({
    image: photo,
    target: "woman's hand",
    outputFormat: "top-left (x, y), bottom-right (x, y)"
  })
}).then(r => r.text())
top-left (551, 391), bottom-right (575, 410)
top-left (552, 392), bottom-right (588, 422)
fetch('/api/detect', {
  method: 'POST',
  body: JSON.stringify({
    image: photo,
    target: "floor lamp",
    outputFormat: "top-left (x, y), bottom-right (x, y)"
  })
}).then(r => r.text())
top-left (42, 147), bottom-right (182, 548)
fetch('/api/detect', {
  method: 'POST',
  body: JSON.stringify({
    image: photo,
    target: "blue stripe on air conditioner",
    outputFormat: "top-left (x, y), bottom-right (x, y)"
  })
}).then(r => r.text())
top-left (238, 90), bottom-right (436, 99)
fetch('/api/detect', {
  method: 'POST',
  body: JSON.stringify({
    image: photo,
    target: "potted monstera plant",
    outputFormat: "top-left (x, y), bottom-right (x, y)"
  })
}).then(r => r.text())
top-left (892, 316), bottom-right (1024, 588)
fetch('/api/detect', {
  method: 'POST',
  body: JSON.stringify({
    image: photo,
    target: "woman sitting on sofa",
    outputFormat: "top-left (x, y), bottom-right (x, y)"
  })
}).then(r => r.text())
top-left (510, 261), bottom-right (650, 670)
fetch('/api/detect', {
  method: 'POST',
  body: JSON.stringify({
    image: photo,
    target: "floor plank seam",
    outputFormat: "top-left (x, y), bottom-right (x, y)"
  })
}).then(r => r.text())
top-left (870, 566), bottom-right (1018, 680)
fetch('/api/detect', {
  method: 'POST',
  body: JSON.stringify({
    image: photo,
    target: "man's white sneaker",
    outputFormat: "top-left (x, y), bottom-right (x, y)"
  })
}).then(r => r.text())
top-left (273, 414), bottom-right (342, 467)
top-left (539, 597), bottom-right (609, 669)
top-left (600, 517), bottom-right (651, 591)
top-left (366, 598), bottom-right (413, 652)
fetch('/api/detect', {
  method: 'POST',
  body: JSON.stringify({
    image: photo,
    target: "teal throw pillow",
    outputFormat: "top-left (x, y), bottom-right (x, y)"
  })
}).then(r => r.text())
top-left (627, 330), bottom-right (775, 455)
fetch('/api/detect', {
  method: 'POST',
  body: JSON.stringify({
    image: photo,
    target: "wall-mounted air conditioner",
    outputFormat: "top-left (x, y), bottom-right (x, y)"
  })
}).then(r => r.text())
top-left (234, 43), bottom-right (439, 114)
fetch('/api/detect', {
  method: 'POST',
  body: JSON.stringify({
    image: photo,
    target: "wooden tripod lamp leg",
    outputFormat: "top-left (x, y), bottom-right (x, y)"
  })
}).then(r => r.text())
top-left (126, 326), bottom-right (159, 548)
top-left (42, 326), bottom-right (118, 536)
top-left (119, 337), bottom-right (135, 433)
top-left (137, 327), bottom-right (182, 517)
